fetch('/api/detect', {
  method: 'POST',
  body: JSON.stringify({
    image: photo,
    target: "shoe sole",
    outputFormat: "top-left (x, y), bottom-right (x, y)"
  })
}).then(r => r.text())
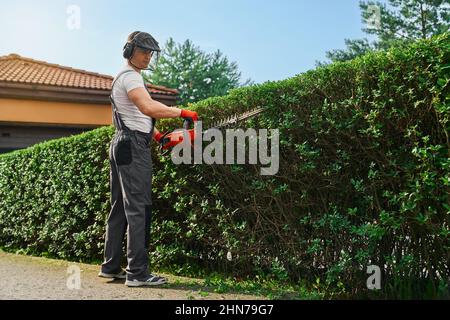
top-left (98, 272), bottom-right (126, 279)
top-left (125, 279), bottom-right (168, 287)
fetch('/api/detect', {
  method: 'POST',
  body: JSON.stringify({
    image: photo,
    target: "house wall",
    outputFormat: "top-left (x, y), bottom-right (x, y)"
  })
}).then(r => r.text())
top-left (0, 98), bottom-right (110, 154)
top-left (0, 98), bottom-right (112, 126)
top-left (0, 124), bottom-right (89, 153)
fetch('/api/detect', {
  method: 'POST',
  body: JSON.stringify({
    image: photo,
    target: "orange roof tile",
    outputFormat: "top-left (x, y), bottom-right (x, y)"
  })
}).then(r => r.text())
top-left (0, 53), bottom-right (178, 96)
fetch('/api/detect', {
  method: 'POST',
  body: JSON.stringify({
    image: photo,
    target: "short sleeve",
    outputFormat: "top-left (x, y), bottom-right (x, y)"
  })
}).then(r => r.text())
top-left (122, 72), bottom-right (145, 93)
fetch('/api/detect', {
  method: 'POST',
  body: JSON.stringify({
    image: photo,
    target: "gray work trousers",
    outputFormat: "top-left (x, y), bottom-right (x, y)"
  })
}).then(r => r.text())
top-left (101, 129), bottom-right (153, 281)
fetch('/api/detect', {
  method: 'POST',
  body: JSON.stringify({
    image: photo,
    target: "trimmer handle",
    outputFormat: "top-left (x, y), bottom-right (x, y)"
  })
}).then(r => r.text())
top-left (183, 118), bottom-right (194, 130)
top-left (159, 118), bottom-right (197, 156)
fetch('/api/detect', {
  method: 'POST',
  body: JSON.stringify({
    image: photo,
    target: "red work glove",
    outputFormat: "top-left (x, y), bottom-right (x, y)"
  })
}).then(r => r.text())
top-left (160, 131), bottom-right (180, 150)
top-left (153, 131), bottom-right (165, 143)
top-left (180, 109), bottom-right (198, 122)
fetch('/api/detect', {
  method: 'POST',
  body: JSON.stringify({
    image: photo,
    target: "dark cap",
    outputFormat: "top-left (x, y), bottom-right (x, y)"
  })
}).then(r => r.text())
top-left (133, 32), bottom-right (161, 52)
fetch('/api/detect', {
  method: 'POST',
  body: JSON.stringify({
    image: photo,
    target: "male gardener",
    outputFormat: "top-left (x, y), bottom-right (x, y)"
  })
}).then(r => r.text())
top-left (99, 31), bottom-right (198, 287)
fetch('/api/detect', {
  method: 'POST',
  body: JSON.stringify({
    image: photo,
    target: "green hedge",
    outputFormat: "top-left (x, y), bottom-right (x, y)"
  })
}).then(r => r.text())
top-left (1, 34), bottom-right (449, 298)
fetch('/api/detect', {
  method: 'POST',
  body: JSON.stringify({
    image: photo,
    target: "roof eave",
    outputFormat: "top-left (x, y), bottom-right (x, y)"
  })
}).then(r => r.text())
top-left (0, 81), bottom-right (178, 105)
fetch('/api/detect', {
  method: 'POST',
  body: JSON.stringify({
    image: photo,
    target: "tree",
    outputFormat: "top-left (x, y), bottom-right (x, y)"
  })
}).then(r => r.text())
top-left (323, 39), bottom-right (374, 64)
top-left (144, 38), bottom-right (252, 105)
top-left (325, 0), bottom-right (449, 63)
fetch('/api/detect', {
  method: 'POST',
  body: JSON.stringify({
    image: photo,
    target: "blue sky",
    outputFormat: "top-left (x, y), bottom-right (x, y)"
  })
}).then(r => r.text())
top-left (0, 0), bottom-right (383, 84)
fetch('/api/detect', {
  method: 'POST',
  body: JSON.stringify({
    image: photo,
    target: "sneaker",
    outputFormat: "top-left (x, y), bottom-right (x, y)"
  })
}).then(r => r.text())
top-left (98, 269), bottom-right (127, 279)
top-left (125, 274), bottom-right (168, 287)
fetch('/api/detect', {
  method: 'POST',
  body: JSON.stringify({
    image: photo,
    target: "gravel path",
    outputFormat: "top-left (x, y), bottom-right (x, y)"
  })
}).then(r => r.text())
top-left (0, 251), bottom-right (263, 300)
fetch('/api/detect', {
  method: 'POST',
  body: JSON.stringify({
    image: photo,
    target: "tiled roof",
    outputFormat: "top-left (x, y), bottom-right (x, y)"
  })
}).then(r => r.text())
top-left (0, 53), bottom-right (178, 96)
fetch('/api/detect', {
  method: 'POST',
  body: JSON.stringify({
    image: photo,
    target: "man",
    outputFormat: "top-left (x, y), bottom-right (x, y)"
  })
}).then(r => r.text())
top-left (98, 31), bottom-right (198, 287)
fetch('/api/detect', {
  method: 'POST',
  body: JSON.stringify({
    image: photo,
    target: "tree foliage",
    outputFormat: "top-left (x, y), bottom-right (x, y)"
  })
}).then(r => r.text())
top-left (325, 0), bottom-right (449, 63)
top-left (145, 38), bottom-right (252, 105)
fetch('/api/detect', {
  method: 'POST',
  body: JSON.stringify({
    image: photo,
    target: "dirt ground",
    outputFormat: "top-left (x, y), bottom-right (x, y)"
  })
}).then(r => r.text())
top-left (0, 251), bottom-right (264, 300)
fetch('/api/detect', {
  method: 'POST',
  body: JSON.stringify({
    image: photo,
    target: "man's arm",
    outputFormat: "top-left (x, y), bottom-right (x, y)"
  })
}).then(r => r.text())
top-left (128, 87), bottom-right (182, 119)
top-left (128, 87), bottom-right (198, 144)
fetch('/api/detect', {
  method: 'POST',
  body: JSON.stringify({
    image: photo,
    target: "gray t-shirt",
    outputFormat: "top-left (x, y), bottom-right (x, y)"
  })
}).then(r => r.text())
top-left (111, 64), bottom-right (153, 133)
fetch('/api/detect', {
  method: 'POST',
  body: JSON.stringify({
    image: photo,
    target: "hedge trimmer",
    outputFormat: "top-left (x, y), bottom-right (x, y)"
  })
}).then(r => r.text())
top-left (159, 106), bottom-right (265, 155)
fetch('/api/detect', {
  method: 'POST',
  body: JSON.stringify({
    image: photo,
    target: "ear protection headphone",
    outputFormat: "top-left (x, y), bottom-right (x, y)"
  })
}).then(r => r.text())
top-left (123, 31), bottom-right (142, 60)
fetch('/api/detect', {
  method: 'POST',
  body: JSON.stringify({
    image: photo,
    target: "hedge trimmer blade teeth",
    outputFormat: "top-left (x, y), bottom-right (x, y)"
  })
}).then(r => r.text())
top-left (208, 106), bottom-right (265, 131)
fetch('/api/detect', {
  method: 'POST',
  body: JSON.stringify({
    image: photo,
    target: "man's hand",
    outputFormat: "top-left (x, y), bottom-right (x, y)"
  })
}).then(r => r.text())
top-left (180, 109), bottom-right (198, 122)
top-left (158, 131), bottom-right (178, 150)
top-left (157, 129), bottom-right (195, 151)
top-left (153, 131), bottom-right (164, 143)
top-left (154, 131), bottom-right (172, 150)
